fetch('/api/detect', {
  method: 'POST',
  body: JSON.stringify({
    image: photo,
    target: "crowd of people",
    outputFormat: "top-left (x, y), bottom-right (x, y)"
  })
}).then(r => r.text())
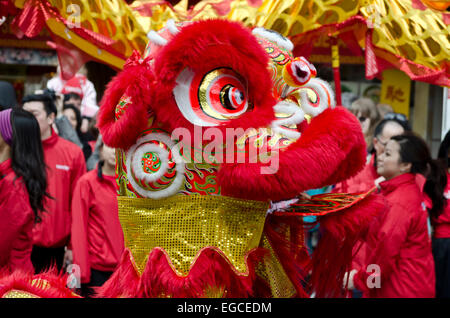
top-left (0, 75), bottom-right (123, 297)
top-left (1, 75), bottom-right (450, 298)
top-left (335, 97), bottom-right (450, 298)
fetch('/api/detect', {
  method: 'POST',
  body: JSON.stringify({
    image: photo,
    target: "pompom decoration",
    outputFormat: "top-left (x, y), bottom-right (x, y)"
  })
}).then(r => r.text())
top-left (125, 132), bottom-right (186, 199)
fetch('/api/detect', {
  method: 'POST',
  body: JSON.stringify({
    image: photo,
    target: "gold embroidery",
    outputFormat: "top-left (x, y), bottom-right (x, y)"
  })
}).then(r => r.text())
top-left (118, 195), bottom-right (269, 275)
top-left (2, 290), bottom-right (39, 298)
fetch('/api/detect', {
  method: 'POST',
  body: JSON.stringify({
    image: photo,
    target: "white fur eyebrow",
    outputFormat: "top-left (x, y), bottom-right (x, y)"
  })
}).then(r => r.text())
top-left (166, 19), bottom-right (179, 35)
top-left (147, 30), bottom-right (168, 46)
top-left (252, 27), bottom-right (294, 51)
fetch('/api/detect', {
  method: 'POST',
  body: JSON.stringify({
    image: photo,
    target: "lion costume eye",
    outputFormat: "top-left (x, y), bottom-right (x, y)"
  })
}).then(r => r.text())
top-left (173, 67), bottom-right (250, 126)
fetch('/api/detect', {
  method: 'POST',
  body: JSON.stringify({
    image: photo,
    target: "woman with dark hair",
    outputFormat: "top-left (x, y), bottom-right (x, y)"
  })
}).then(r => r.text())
top-left (70, 139), bottom-right (124, 297)
top-left (430, 130), bottom-right (450, 298)
top-left (63, 104), bottom-right (92, 161)
top-left (0, 108), bottom-right (49, 273)
top-left (347, 132), bottom-right (439, 297)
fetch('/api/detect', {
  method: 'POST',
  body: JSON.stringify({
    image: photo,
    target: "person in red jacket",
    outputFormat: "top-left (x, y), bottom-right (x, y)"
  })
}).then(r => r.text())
top-left (430, 130), bottom-right (450, 298)
top-left (0, 108), bottom-right (49, 273)
top-left (22, 92), bottom-right (86, 273)
top-left (70, 139), bottom-right (124, 297)
top-left (335, 117), bottom-right (411, 298)
top-left (347, 132), bottom-right (438, 298)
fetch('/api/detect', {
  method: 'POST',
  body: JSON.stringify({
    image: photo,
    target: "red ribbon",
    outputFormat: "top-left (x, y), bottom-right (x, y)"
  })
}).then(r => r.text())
top-left (12, 0), bottom-right (45, 38)
top-left (11, 0), bottom-right (125, 60)
top-left (123, 50), bottom-right (152, 69)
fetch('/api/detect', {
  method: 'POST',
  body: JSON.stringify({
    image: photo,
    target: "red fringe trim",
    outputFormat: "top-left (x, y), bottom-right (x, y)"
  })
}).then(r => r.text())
top-left (264, 215), bottom-right (311, 298)
top-left (0, 266), bottom-right (80, 298)
top-left (95, 249), bottom-right (141, 298)
top-left (263, 192), bottom-right (386, 298)
top-left (97, 247), bottom-right (267, 298)
top-left (307, 193), bottom-right (387, 297)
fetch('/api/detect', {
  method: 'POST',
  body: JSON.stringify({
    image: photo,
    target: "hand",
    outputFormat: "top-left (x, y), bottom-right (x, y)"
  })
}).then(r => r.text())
top-left (343, 269), bottom-right (358, 290)
top-left (80, 118), bottom-right (90, 134)
top-left (297, 192), bottom-right (311, 200)
top-left (63, 249), bottom-right (73, 269)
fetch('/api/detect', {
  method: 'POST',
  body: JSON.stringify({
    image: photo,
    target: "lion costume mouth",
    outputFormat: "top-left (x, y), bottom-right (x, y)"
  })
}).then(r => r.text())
top-left (217, 105), bottom-right (367, 202)
top-left (240, 76), bottom-right (337, 160)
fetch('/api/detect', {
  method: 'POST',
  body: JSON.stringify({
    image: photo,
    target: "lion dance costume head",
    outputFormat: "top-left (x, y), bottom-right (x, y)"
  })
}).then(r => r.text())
top-left (0, 19), bottom-right (384, 298)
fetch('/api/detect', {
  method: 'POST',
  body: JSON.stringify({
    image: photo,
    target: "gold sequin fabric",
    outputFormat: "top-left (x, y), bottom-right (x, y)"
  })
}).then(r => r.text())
top-left (118, 195), bottom-right (269, 276)
top-left (256, 235), bottom-right (297, 298)
top-left (2, 290), bottom-right (39, 298)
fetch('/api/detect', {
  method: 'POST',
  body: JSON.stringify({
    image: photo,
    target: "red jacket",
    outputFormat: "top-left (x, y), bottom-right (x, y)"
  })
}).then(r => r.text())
top-left (32, 130), bottom-right (86, 248)
top-left (0, 159), bottom-right (34, 273)
top-left (71, 169), bottom-right (124, 283)
top-left (353, 173), bottom-right (435, 298)
top-left (427, 171), bottom-right (450, 238)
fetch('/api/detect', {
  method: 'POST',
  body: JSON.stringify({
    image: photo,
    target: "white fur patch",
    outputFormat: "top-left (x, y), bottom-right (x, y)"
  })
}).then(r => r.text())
top-left (166, 19), bottom-right (179, 35)
top-left (298, 78), bottom-right (336, 117)
top-left (147, 30), bottom-right (168, 46)
top-left (252, 27), bottom-right (294, 51)
top-left (270, 101), bottom-right (304, 140)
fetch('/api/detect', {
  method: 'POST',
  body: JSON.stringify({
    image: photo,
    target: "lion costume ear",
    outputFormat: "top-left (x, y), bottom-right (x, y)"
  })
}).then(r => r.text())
top-left (97, 51), bottom-right (155, 150)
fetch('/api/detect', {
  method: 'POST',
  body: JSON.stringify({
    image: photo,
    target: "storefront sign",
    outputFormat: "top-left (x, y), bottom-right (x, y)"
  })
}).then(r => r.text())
top-left (380, 69), bottom-right (411, 118)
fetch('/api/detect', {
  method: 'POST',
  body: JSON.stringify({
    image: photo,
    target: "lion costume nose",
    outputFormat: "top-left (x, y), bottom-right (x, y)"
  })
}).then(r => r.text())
top-left (282, 57), bottom-right (317, 87)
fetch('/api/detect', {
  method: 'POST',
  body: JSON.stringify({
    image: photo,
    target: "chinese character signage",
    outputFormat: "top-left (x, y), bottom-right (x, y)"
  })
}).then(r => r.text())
top-left (380, 69), bottom-right (411, 118)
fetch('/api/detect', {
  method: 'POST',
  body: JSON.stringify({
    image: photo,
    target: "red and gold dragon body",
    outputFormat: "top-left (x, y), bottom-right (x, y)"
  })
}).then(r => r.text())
top-left (0, 19), bottom-right (385, 298)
